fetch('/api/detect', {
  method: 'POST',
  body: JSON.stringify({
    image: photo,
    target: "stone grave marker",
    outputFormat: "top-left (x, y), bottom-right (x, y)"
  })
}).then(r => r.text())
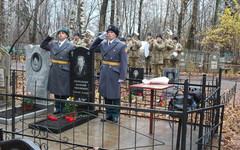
top-left (0, 46), bottom-right (11, 106)
top-left (70, 47), bottom-right (94, 110)
top-left (162, 68), bottom-right (179, 83)
top-left (129, 67), bottom-right (144, 95)
top-left (25, 45), bottom-right (50, 105)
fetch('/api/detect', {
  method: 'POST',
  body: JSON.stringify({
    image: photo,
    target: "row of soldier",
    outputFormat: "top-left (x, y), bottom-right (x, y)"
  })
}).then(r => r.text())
top-left (70, 29), bottom-right (183, 78)
top-left (121, 29), bottom-right (183, 77)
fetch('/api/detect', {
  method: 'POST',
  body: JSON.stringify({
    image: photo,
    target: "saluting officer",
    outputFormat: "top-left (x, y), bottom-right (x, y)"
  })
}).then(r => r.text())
top-left (90, 25), bottom-right (128, 123)
top-left (40, 26), bottom-right (75, 114)
top-left (149, 34), bottom-right (165, 77)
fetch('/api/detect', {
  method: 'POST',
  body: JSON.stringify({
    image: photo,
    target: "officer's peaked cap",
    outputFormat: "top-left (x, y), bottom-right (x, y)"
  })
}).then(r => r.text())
top-left (106, 24), bottom-right (120, 36)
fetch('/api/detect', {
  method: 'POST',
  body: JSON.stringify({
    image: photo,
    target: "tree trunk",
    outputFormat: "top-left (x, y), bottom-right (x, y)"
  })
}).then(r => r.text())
top-left (70, 0), bottom-right (77, 39)
top-left (99, 0), bottom-right (108, 32)
top-left (30, 0), bottom-right (39, 44)
top-left (163, 0), bottom-right (170, 31)
top-left (110, 0), bottom-right (115, 24)
top-left (0, 0), bottom-right (5, 44)
top-left (177, 0), bottom-right (188, 38)
top-left (213, 0), bottom-right (220, 26)
top-left (77, 0), bottom-right (85, 37)
top-left (137, 0), bottom-right (143, 40)
top-left (186, 0), bottom-right (199, 50)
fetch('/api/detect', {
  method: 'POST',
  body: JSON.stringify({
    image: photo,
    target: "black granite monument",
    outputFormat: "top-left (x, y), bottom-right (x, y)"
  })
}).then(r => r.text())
top-left (70, 47), bottom-right (95, 110)
top-left (129, 67), bottom-right (144, 95)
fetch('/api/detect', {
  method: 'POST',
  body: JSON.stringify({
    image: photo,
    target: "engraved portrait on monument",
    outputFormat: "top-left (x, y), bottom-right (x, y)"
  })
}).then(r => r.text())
top-left (31, 52), bottom-right (42, 72)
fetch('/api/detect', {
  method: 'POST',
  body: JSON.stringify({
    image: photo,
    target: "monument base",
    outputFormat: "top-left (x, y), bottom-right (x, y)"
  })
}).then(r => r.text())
top-left (0, 104), bottom-right (54, 124)
top-left (29, 110), bottom-right (98, 134)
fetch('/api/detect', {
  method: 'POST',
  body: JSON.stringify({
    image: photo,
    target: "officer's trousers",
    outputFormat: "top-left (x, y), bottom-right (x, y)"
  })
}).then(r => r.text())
top-left (104, 97), bottom-right (120, 118)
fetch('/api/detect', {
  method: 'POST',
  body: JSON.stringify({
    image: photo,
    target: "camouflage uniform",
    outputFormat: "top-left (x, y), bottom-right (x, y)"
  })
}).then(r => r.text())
top-left (163, 35), bottom-right (174, 68)
top-left (71, 39), bottom-right (83, 47)
top-left (171, 42), bottom-right (183, 68)
top-left (149, 39), bottom-right (165, 77)
top-left (128, 36), bottom-right (142, 68)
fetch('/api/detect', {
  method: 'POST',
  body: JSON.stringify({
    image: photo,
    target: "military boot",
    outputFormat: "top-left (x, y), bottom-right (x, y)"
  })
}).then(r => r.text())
top-left (149, 68), bottom-right (152, 75)
top-left (145, 68), bottom-right (148, 74)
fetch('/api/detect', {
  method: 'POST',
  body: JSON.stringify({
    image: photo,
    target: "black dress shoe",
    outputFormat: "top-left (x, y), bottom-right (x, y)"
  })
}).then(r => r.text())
top-left (112, 117), bottom-right (118, 123)
top-left (53, 111), bottom-right (60, 114)
top-left (101, 116), bottom-right (112, 122)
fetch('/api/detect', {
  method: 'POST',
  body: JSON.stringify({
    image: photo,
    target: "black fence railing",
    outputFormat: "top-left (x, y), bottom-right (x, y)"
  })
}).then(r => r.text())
top-left (0, 68), bottom-right (236, 150)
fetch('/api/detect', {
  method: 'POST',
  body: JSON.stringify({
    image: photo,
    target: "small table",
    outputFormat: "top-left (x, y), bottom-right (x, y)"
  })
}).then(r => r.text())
top-left (130, 83), bottom-right (174, 134)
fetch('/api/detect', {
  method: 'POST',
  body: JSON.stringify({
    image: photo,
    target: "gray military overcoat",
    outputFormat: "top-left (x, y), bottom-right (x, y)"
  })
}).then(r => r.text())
top-left (90, 37), bottom-right (128, 99)
top-left (40, 36), bottom-right (75, 96)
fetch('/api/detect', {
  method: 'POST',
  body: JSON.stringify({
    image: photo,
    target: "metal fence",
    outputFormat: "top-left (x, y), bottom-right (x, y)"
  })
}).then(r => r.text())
top-left (0, 68), bottom-right (237, 150)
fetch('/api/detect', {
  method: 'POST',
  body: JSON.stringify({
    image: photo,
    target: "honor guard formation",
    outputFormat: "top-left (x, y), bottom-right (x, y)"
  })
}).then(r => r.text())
top-left (40, 25), bottom-right (183, 121)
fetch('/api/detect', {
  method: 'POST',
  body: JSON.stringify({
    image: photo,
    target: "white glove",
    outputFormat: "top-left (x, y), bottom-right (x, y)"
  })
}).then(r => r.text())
top-left (49, 31), bottom-right (57, 37)
top-left (99, 32), bottom-right (107, 40)
top-left (118, 79), bottom-right (124, 83)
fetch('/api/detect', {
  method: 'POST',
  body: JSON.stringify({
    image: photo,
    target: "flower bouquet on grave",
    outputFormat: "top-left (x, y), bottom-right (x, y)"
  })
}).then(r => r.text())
top-left (65, 97), bottom-right (78, 117)
top-left (26, 92), bottom-right (34, 110)
top-left (159, 94), bottom-right (170, 107)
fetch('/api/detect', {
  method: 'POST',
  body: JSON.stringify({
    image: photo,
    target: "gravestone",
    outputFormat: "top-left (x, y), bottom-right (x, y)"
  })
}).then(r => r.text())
top-left (0, 46), bottom-right (11, 105)
top-left (209, 54), bottom-right (219, 73)
top-left (25, 45), bottom-right (50, 105)
top-left (70, 47), bottom-right (94, 110)
top-left (162, 68), bottom-right (179, 83)
top-left (129, 67), bottom-right (144, 95)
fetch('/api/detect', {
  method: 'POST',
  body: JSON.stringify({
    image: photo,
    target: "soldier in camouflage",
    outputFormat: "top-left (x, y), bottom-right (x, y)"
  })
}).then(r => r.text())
top-left (128, 32), bottom-right (142, 68)
top-left (163, 29), bottom-right (174, 68)
top-left (149, 34), bottom-right (165, 77)
top-left (145, 32), bottom-right (153, 75)
top-left (171, 37), bottom-right (183, 68)
top-left (71, 32), bottom-right (82, 47)
top-left (94, 32), bottom-right (102, 75)
top-left (81, 30), bottom-right (94, 48)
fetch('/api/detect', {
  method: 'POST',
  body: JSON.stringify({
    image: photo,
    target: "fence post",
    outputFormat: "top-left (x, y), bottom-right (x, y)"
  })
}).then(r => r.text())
top-left (12, 70), bottom-right (16, 139)
top-left (181, 79), bottom-right (189, 150)
top-left (215, 68), bottom-right (222, 133)
top-left (0, 128), bottom-right (3, 141)
top-left (233, 82), bottom-right (237, 107)
top-left (198, 74), bottom-right (206, 150)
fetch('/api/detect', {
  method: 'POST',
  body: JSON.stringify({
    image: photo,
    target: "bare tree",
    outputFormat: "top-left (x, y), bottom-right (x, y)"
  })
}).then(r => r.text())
top-left (163, 0), bottom-right (170, 31)
top-left (186, 0), bottom-right (200, 50)
top-left (30, 0), bottom-right (39, 44)
top-left (213, 0), bottom-right (220, 26)
top-left (77, 0), bottom-right (86, 37)
top-left (0, 0), bottom-right (4, 44)
top-left (110, 0), bottom-right (115, 24)
top-left (177, 0), bottom-right (189, 38)
top-left (99, 0), bottom-right (108, 32)
top-left (137, 0), bottom-right (143, 40)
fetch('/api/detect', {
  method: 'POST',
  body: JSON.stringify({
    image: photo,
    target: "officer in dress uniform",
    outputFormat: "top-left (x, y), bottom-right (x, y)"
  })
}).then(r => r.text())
top-left (149, 34), bottom-right (165, 77)
top-left (40, 26), bottom-right (75, 114)
top-left (171, 37), bottom-right (183, 68)
top-left (90, 25), bottom-right (128, 123)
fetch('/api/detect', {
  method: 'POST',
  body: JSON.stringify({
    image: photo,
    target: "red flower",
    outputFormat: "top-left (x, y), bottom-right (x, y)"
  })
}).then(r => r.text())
top-left (65, 116), bottom-right (69, 120)
top-left (159, 102), bottom-right (163, 106)
top-left (69, 118), bottom-right (74, 123)
top-left (139, 93), bottom-right (142, 97)
top-left (73, 118), bottom-right (76, 121)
